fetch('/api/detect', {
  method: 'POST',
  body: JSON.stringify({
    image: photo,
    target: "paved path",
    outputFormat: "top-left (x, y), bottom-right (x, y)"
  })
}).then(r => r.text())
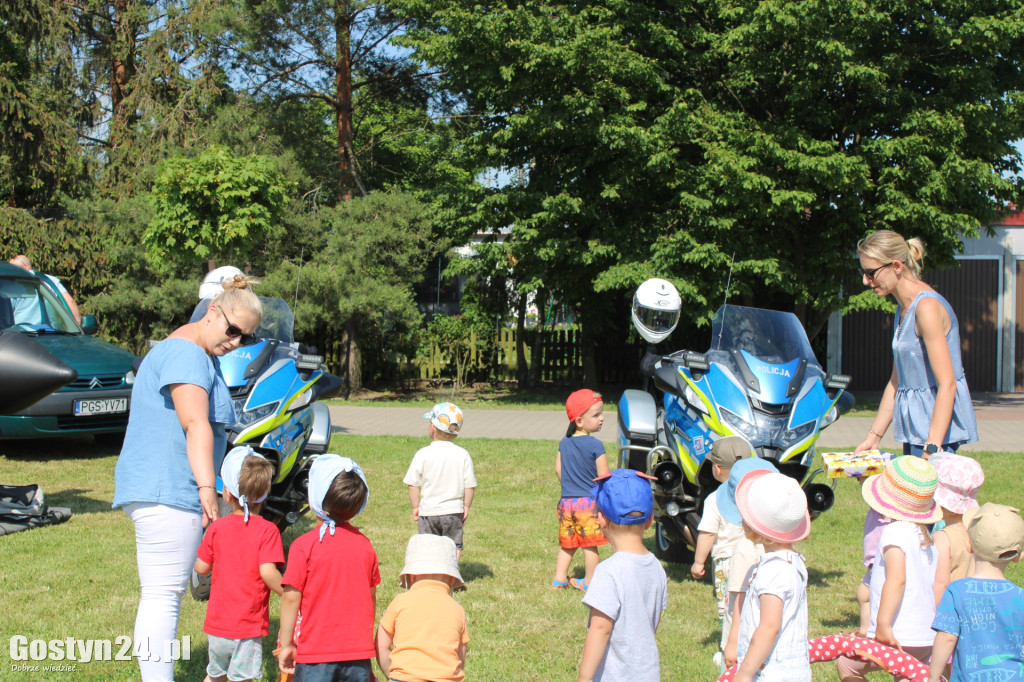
top-left (329, 393), bottom-right (1021, 452)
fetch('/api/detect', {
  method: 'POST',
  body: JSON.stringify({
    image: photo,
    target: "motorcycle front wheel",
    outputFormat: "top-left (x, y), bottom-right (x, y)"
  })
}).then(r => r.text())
top-left (653, 519), bottom-right (693, 563)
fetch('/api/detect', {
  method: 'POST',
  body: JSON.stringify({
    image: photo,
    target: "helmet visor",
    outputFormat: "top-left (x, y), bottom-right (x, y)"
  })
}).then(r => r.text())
top-left (633, 304), bottom-right (680, 336)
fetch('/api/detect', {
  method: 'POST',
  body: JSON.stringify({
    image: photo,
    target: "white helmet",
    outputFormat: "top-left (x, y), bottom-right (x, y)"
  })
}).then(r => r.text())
top-left (198, 266), bottom-right (242, 300)
top-left (631, 278), bottom-right (681, 343)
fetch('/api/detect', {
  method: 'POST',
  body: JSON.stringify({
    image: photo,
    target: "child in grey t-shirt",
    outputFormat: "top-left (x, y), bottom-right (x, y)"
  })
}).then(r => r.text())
top-left (579, 469), bottom-right (668, 682)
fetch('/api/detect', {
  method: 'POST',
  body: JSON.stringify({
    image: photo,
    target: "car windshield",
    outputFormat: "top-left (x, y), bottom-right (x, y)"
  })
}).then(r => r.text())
top-left (0, 273), bottom-right (79, 333)
top-left (708, 304), bottom-right (818, 367)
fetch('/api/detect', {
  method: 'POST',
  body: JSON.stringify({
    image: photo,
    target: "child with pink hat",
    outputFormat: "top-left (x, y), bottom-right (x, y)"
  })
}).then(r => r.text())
top-left (931, 454), bottom-right (984, 604)
top-left (732, 470), bottom-right (811, 681)
top-left (837, 455), bottom-right (941, 681)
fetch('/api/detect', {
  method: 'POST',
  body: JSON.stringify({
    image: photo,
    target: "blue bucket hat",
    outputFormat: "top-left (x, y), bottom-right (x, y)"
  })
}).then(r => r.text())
top-left (716, 457), bottom-right (779, 526)
top-left (590, 469), bottom-right (656, 525)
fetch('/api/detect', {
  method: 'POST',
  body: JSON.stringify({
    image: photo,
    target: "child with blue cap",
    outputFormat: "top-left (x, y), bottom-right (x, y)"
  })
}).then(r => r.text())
top-left (277, 454), bottom-right (379, 681)
top-left (194, 445), bottom-right (284, 682)
top-left (578, 468), bottom-right (668, 682)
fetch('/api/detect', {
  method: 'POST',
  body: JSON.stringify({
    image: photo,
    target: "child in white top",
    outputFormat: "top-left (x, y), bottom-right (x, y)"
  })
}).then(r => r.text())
top-left (720, 458), bottom-right (780, 669)
top-left (733, 470), bottom-right (811, 682)
top-left (837, 456), bottom-right (941, 681)
top-left (405, 403), bottom-right (477, 561)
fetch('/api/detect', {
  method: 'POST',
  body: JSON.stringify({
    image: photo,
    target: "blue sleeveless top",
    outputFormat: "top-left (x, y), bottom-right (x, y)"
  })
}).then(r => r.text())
top-left (892, 291), bottom-right (978, 446)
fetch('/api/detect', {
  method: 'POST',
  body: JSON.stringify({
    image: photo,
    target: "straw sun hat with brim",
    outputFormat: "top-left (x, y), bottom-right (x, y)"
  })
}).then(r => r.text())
top-left (861, 455), bottom-right (942, 524)
top-left (735, 470), bottom-right (811, 543)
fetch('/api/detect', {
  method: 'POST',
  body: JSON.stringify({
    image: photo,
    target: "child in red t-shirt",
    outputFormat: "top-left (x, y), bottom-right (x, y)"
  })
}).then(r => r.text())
top-left (195, 446), bottom-right (285, 682)
top-left (277, 454), bottom-right (379, 681)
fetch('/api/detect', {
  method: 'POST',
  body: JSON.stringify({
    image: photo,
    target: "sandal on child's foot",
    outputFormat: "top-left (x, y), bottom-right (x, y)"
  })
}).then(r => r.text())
top-left (551, 578), bottom-right (570, 590)
top-left (569, 578), bottom-right (588, 592)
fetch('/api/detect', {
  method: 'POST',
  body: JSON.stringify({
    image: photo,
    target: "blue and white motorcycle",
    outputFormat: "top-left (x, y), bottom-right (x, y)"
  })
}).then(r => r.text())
top-left (185, 296), bottom-right (342, 600)
top-left (618, 279), bottom-right (851, 562)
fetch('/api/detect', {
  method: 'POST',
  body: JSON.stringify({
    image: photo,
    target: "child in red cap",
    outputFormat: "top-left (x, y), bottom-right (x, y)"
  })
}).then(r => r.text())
top-left (552, 389), bottom-right (610, 592)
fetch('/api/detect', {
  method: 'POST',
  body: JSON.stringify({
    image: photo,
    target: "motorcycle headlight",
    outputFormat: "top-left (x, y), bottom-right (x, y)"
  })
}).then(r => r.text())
top-left (233, 397), bottom-right (280, 427)
top-left (779, 421), bottom-right (816, 446)
top-left (819, 406), bottom-right (839, 429)
top-left (684, 385), bottom-right (709, 415)
top-left (720, 408), bottom-right (758, 441)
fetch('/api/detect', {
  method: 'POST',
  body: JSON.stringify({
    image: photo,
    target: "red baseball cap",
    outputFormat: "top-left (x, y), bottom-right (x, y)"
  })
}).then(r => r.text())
top-left (566, 389), bottom-right (602, 422)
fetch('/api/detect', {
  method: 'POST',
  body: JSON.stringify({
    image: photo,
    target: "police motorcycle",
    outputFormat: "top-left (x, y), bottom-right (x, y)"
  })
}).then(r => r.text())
top-left (617, 279), bottom-right (851, 562)
top-left (182, 295), bottom-right (342, 600)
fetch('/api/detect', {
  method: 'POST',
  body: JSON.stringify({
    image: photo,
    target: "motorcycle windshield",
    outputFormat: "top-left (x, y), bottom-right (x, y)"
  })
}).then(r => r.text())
top-left (709, 305), bottom-right (818, 369)
top-left (256, 298), bottom-right (295, 344)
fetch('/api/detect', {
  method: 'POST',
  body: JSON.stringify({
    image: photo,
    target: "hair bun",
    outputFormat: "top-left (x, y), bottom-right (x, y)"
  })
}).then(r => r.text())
top-left (221, 273), bottom-right (260, 291)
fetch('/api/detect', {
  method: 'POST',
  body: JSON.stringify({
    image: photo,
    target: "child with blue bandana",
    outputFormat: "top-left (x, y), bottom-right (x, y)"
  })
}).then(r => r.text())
top-left (194, 446), bottom-right (284, 682)
top-left (277, 455), bottom-right (380, 682)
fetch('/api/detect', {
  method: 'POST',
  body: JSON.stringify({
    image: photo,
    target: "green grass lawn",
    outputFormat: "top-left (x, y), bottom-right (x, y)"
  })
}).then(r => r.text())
top-left (1, 436), bottom-right (1019, 681)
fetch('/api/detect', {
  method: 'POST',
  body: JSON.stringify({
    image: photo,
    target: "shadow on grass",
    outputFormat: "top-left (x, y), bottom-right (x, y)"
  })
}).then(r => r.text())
top-left (820, 614), bottom-right (860, 631)
top-left (44, 487), bottom-right (118, 514)
top-left (807, 566), bottom-right (844, 588)
top-left (0, 436), bottom-right (120, 461)
top-left (459, 561), bottom-right (494, 583)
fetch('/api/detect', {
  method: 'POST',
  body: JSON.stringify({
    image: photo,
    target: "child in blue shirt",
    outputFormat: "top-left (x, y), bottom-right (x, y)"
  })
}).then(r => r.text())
top-left (930, 502), bottom-right (1024, 682)
top-left (553, 389), bottom-right (610, 592)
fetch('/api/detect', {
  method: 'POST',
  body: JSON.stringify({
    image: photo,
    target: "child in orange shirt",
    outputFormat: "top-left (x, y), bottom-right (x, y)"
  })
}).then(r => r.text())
top-left (375, 534), bottom-right (469, 682)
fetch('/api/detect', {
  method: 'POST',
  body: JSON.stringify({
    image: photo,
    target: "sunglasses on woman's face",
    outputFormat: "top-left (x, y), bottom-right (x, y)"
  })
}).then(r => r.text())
top-left (860, 262), bottom-right (892, 281)
top-left (219, 308), bottom-right (259, 346)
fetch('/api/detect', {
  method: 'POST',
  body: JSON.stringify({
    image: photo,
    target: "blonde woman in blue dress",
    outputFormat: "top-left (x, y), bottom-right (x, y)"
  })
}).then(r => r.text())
top-left (853, 230), bottom-right (978, 459)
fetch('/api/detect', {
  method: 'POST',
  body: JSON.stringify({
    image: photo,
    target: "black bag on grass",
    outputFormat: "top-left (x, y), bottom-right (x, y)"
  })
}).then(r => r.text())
top-left (0, 484), bottom-right (72, 536)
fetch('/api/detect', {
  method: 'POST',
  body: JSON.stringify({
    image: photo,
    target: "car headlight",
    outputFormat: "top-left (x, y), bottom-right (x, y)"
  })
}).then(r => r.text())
top-left (125, 370), bottom-right (135, 386)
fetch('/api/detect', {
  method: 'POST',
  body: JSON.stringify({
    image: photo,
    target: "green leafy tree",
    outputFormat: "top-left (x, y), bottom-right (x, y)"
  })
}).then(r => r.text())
top-left (260, 190), bottom-right (441, 392)
top-left (396, 0), bottom-right (1024, 354)
top-left (0, 0), bottom-right (89, 208)
top-left (145, 145), bottom-right (289, 267)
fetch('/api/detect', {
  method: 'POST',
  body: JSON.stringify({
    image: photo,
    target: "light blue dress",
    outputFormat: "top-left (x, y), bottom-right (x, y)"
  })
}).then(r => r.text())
top-left (113, 338), bottom-right (236, 513)
top-left (892, 291), bottom-right (978, 447)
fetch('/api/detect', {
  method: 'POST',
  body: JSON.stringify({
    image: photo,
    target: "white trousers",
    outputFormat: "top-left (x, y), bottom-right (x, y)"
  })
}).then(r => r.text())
top-left (125, 502), bottom-right (202, 682)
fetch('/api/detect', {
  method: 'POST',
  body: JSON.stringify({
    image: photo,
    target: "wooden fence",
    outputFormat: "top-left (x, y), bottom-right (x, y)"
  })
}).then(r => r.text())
top-left (413, 327), bottom-right (643, 385)
top-left (312, 327), bottom-right (646, 386)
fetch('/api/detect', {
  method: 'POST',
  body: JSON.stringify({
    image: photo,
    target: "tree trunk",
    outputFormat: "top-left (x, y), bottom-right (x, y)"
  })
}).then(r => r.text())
top-left (335, 0), bottom-right (354, 202)
top-left (345, 317), bottom-right (362, 394)
top-left (109, 0), bottom-right (137, 151)
top-left (515, 294), bottom-right (530, 386)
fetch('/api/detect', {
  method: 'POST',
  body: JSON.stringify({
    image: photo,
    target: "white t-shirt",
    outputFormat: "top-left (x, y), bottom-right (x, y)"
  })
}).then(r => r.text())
top-left (403, 440), bottom-right (477, 517)
top-left (868, 520), bottom-right (937, 646)
top-left (582, 551), bottom-right (668, 682)
top-left (698, 493), bottom-right (745, 561)
top-left (727, 537), bottom-right (764, 594)
top-left (737, 551), bottom-right (810, 681)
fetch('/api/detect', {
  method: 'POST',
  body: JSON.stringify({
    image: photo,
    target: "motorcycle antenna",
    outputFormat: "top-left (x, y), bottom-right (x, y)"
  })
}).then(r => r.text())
top-left (713, 252), bottom-right (736, 351)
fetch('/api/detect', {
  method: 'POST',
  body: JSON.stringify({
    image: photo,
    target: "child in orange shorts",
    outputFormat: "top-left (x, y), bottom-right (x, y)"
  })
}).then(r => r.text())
top-left (553, 389), bottom-right (610, 592)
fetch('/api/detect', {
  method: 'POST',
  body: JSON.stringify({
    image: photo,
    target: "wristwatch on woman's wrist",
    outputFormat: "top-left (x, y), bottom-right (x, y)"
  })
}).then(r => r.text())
top-left (924, 443), bottom-right (940, 456)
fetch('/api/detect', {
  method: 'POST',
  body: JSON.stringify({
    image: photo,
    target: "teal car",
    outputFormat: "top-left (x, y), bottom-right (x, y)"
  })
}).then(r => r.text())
top-left (0, 263), bottom-right (136, 439)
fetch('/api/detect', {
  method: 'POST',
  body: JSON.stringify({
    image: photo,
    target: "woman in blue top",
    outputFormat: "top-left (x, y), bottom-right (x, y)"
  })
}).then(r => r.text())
top-left (854, 230), bottom-right (978, 459)
top-left (113, 274), bottom-right (261, 682)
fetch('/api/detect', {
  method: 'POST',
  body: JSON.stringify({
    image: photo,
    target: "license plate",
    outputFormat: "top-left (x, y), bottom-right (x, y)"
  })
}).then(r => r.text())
top-left (74, 398), bottom-right (128, 416)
